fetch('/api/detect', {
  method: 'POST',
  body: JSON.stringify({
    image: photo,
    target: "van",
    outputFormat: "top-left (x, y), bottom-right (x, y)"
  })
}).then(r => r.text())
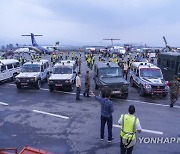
top-left (0, 59), bottom-right (20, 82)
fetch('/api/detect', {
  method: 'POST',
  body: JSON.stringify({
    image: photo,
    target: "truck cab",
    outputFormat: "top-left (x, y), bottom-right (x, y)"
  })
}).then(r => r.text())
top-left (157, 52), bottom-right (180, 81)
top-left (129, 62), bottom-right (169, 97)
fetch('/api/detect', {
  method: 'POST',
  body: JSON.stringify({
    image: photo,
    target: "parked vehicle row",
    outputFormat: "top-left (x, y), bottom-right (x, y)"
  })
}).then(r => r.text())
top-left (1, 58), bottom-right (172, 99)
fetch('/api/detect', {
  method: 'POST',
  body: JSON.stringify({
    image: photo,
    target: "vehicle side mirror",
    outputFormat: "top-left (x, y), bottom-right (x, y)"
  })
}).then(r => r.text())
top-left (73, 71), bottom-right (76, 74)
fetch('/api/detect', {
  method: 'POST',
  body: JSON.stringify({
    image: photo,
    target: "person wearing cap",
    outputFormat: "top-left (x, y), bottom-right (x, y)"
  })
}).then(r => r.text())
top-left (169, 75), bottom-right (180, 107)
top-left (118, 105), bottom-right (142, 154)
top-left (91, 90), bottom-right (114, 143)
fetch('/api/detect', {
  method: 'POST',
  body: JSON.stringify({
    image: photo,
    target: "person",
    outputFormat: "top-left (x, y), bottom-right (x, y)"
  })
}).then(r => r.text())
top-left (91, 90), bottom-right (114, 143)
top-left (83, 71), bottom-right (90, 97)
top-left (78, 58), bottom-right (82, 73)
top-left (76, 72), bottom-right (81, 101)
top-left (169, 75), bottom-right (180, 107)
top-left (72, 52), bottom-right (75, 60)
top-left (118, 105), bottom-right (142, 154)
top-left (123, 62), bottom-right (129, 80)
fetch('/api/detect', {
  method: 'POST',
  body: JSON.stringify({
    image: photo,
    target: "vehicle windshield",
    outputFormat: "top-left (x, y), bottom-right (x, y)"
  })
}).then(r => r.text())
top-left (140, 68), bottom-right (162, 78)
top-left (21, 64), bottom-right (40, 72)
top-left (99, 67), bottom-right (122, 77)
top-left (53, 67), bottom-right (72, 74)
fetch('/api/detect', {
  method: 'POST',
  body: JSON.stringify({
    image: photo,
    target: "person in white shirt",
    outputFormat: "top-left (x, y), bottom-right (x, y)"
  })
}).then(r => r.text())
top-left (76, 72), bottom-right (81, 101)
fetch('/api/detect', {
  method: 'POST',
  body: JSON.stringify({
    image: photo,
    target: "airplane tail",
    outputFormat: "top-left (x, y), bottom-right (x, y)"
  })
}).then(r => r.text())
top-left (22, 33), bottom-right (43, 47)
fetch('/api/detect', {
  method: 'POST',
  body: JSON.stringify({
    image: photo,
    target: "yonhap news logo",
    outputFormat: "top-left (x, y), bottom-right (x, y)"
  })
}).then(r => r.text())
top-left (139, 137), bottom-right (180, 144)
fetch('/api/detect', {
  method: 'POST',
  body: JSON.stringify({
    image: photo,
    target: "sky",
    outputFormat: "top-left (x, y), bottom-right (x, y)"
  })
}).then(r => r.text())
top-left (0, 0), bottom-right (180, 47)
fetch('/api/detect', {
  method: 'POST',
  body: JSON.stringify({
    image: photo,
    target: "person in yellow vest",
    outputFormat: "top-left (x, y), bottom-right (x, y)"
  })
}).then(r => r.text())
top-left (87, 57), bottom-right (91, 68)
top-left (72, 52), bottom-right (75, 60)
top-left (118, 105), bottom-right (141, 154)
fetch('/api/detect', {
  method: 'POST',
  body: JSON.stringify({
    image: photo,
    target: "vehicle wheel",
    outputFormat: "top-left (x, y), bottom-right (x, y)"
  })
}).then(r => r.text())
top-left (99, 90), bottom-right (105, 98)
top-left (16, 84), bottom-right (21, 89)
top-left (162, 93), bottom-right (167, 98)
top-left (49, 86), bottom-right (54, 92)
top-left (36, 80), bottom-right (41, 89)
top-left (95, 83), bottom-right (98, 90)
top-left (12, 73), bottom-right (17, 82)
top-left (139, 86), bottom-right (145, 97)
top-left (121, 93), bottom-right (128, 99)
top-left (69, 85), bottom-right (74, 91)
top-left (45, 74), bottom-right (49, 82)
top-left (130, 78), bottom-right (135, 87)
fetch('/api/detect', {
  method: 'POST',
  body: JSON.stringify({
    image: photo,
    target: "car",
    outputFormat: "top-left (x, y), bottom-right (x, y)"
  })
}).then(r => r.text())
top-left (94, 62), bottom-right (129, 99)
top-left (0, 59), bottom-right (21, 83)
top-left (15, 59), bottom-right (50, 89)
top-left (48, 60), bottom-right (77, 92)
top-left (129, 62), bottom-right (169, 97)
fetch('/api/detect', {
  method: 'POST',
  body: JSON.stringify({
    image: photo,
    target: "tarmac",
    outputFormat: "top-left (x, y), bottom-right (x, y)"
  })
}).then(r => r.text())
top-left (0, 52), bottom-right (179, 154)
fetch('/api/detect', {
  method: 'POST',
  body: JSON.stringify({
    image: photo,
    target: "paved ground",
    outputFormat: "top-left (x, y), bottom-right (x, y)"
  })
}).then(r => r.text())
top-left (0, 52), bottom-right (179, 154)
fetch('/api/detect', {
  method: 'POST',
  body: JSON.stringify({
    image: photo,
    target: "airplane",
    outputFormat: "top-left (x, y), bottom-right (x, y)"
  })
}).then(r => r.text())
top-left (21, 33), bottom-right (58, 54)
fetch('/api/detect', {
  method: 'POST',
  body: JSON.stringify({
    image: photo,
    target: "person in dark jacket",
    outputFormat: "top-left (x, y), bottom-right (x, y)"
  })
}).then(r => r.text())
top-left (91, 90), bottom-right (114, 143)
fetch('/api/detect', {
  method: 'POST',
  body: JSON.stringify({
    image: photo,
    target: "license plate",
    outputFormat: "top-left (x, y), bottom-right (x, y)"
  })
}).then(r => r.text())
top-left (112, 91), bottom-right (120, 94)
top-left (21, 83), bottom-right (28, 85)
top-left (55, 84), bottom-right (62, 86)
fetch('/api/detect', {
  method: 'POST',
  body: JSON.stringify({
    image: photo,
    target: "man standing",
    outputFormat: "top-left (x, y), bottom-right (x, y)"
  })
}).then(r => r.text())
top-left (169, 75), bottom-right (180, 107)
top-left (78, 58), bottom-right (82, 73)
top-left (118, 105), bottom-right (141, 154)
top-left (76, 72), bottom-right (81, 101)
top-left (83, 71), bottom-right (90, 97)
top-left (123, 62), bottom-right (129, 80)
top-left (91, 90), bottom-right (114, 143)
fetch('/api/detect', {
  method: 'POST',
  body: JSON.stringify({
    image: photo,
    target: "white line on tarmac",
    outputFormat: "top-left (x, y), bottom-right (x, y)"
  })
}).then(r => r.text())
top-left (7, 83), bottom-right (16, 86)
top-left (32, 109), bottom-right (69, 119)
top-left (126, 99), bottom-right (180, 109)
top-left (113, 124), bottom-right (163, 135)
top-left (40, 88), bottom-right (81, 95)
top-left (40, 88), bottom-right (180, 109)
top-left (0, 102), bottom-right (9, 106)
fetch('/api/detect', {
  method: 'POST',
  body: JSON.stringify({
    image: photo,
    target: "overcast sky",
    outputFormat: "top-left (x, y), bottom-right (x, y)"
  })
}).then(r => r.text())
top-left (0, 0), bottom-right (180, 47)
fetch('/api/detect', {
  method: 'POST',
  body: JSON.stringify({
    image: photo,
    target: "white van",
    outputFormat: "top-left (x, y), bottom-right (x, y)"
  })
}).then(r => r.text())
top-left (0, 59), bottom-right (21, 82)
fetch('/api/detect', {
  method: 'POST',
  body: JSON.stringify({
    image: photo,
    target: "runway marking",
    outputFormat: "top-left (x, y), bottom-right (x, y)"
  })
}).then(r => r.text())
top-left (113, 124), bottom-right (163, 135)
top-left (126, 99), bottom-right (180, 109)
top-left (40, 88), bottom-right (82, 95)
top-left (37, 88), bottom-right (180, 109)
top-left (7, 83), bottom-right (16, 86)
top-left (32, 109), bottom-right (69, 119)
top-left (0, 102), bottom-right (9, 106)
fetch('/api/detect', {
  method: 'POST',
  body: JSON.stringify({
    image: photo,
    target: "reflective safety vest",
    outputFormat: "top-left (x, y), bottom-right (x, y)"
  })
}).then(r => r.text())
top-left (87, 57), bottom-right (91, 63)
top-left (120, 114), bottom-right (137, 140)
